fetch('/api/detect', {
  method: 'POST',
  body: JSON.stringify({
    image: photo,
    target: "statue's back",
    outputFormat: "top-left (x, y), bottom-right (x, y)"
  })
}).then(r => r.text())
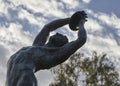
top-left (6, 47), bottom-right (37, 86)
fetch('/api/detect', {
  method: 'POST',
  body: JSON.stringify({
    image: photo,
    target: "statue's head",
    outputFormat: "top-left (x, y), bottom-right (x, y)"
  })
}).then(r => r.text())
top-left (48, 33), bottom-right (68, 47)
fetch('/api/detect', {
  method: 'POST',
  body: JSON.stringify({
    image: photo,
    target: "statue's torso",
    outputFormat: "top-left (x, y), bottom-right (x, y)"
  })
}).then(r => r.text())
top-left (6, 46), bottom-right (59, 86)
top-left (7, 46), bottom-right (59, 75)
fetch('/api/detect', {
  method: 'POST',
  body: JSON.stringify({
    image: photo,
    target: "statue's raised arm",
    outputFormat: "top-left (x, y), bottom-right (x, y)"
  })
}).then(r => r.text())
top-left (32, 18), bottom-right (70, 46)
top-left (59, 11), bottom-right (87, 56)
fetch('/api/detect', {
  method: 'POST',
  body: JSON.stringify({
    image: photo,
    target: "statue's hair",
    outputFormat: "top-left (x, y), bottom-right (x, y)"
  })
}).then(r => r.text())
top-left (49, 33), bottom-right (68, 47)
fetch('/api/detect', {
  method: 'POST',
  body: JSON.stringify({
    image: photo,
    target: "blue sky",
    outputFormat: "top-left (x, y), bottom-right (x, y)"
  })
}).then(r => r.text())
top-left (0, 0), bottom-right (120, 86)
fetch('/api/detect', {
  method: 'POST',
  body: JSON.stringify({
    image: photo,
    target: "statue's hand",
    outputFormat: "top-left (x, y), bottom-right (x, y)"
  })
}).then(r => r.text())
top-left (69, 11), bottom-right (88, 31)
top-left (75, 11), bottom-right (88, 30)
top-left (78, 11), bottom-right (88, 24)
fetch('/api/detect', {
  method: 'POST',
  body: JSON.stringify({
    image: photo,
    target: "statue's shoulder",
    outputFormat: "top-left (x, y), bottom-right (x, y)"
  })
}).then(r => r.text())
top-left (8, 46), bottom-right (33, 62)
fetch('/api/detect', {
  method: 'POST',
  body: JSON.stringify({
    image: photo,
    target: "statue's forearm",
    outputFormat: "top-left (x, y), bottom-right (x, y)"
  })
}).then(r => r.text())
top-left (33, 18), bottom-right (70, 46)
top-left (77, 25), bottom-right (87, 41)
top-left (45, 18), bottom-right (70, 31)
top-left (77, 22), bottom-right (87, 43)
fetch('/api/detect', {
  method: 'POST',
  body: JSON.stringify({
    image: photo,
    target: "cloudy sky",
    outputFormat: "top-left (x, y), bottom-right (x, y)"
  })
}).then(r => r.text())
top-left (0, 0), bottom-right (120, 86)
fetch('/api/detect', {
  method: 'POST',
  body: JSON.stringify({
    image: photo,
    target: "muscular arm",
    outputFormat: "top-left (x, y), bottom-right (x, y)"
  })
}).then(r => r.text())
top-left (58, 21), bottom-right (87, 57)
top-left (48, 19), bottom-right (87, 67)
top-left (32, 18), bottom-right (70, 46)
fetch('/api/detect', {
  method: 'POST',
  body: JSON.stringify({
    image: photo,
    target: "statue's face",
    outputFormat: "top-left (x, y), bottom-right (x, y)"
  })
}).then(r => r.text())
top-left (49, 33), bottom-right (68, 47)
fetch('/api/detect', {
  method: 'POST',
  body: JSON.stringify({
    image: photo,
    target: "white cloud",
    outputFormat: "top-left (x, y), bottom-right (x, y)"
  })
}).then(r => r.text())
top-left (61, 0), bottom-right (79, 9)
top-left (18, 8), bottom-right (45, 27)
top-left (0, 23), bottom-right (32, 45)
top-left (0, 23), bottom-right (33, 60)
top-left (97, 13), bottom-right (120, 29)
top-left (10, 0), bottom-right (67, 18)
top-left (86, 9), bottom-right (120, 44)
top-left (84, 34), bottom-right (120, 57)
top-left (87, 9), bottom-right (120, 29)
top-left (85, 18), bottom-right (103, 31)
top-left (82, 0), bottom-right (91, 4)
top-left (35, 70), bottom-right (54, 86)
top-left (0, 0), bottom-right (10, 14)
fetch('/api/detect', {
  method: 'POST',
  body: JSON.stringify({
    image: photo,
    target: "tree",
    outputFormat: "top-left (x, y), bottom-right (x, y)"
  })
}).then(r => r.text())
top-left (49, 52), bottom-right (120, 86)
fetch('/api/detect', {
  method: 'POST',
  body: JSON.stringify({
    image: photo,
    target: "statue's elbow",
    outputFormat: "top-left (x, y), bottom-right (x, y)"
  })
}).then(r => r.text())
top-left (78, 36), bottom-right (87, 45)
top-left (83, 36), bottom-right (87, 44)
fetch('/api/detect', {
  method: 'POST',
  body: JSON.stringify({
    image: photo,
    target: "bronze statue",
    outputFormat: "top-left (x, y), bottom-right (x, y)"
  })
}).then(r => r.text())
top-left (6, 11), bottom-right (87, 86)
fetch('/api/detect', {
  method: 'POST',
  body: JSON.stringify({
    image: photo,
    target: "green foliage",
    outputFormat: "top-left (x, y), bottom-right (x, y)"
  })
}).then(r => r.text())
top-left (81, 52), bottom-right (120, 86)
top-left (49, 52), bottom-right (120, 86)
top-left (50, 53), bottom-right (83, 86)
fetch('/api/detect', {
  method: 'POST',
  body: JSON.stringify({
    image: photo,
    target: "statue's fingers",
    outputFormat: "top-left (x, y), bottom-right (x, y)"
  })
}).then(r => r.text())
top-left (81, 11), bottom-right (87, 15)
top-left (82, 16), bottom-right (88, 21)
top-left (81, 13), bottom-right (87, 18)
top-left (85, 19), bottom-right (87, 21)
top-left (81, 15), bottom-right (88, 20)
top-left (84, 14), bottom-right (87, 17)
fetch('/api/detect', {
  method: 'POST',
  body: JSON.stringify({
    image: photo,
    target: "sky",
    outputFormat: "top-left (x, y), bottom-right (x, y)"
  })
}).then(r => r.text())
top-left (0, 0), bottom-right (120, 86)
